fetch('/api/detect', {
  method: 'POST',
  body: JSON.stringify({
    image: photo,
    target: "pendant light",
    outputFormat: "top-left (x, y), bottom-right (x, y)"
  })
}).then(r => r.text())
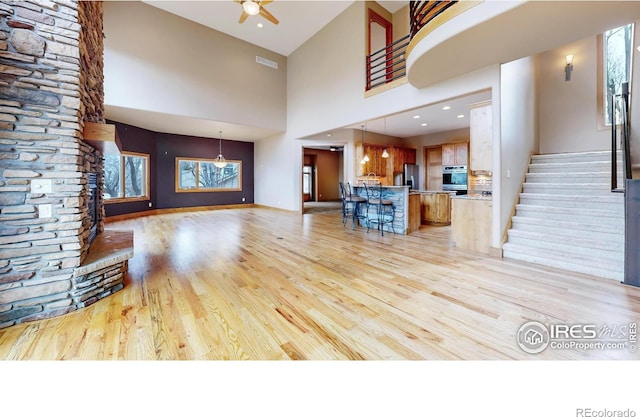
top-left (214, 130), bottom-right (227, 168)
top-left (382, 118), bottom-right (390, 158)
top-left (360, 124), bottom-right (369, 165)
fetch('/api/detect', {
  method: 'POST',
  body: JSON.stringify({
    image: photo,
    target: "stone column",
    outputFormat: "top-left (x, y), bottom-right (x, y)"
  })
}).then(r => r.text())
top-left (0, 0), bottom-right (112, 328)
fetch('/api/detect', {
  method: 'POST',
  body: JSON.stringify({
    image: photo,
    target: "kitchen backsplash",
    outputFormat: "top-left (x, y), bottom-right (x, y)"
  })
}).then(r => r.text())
top-left (469, 172), bottom-right (493, 196)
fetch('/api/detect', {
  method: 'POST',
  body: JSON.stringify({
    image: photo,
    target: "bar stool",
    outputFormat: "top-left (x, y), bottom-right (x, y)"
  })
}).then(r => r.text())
top-left (363, 182), bottom-right (395, 236)
top-left (339, 182), bottom-right (367, 230)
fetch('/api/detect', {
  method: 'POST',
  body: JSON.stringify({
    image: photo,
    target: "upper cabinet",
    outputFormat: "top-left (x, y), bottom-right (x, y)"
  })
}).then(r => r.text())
top-left (356, 143), bottom-right (416, 180)
top-left (357, 143), bottom-right (386, 177)
top-left (469, 100), bottom-right (493, 172)
top-left (391, 146), bottom-right (416, 173)
top-left (442, 142), bottom-right (468, 166)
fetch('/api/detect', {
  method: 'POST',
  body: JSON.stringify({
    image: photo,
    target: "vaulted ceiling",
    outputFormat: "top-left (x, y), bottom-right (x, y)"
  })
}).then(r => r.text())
top-left (107, 1), bottom-right (491, 140)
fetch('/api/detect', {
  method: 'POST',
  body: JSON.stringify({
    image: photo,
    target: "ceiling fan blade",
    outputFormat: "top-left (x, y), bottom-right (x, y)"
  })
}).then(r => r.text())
top-left (239, 10), bottom-right (249, 23)
top-left (259, 7), bottom-right (279, 25)
top-left (259, 0), bottom-right (273, 6)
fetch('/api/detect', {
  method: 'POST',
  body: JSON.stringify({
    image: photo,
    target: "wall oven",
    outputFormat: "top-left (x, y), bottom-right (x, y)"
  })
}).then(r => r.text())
top-left (442, 165), bottom-right (468, 194)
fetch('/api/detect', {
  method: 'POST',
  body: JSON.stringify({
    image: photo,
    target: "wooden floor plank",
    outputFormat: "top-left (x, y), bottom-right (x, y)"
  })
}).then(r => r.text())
top-left (1, 208), bottom-right (639, 360)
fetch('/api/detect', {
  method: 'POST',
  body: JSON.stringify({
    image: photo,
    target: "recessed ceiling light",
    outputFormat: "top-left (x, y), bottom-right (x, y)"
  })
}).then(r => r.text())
top-left (413, 115), bottom-right (420, 119)
top-left (457, 114), bottom-right (465, 118)
top-left (421, 123), bottom-right (427, 126)
top-left (326, 133), bottom-right (332, 137)
top-left (442, 106), bottom-right (451, 110)
top-left (257, 22), bottom-right (264, 28)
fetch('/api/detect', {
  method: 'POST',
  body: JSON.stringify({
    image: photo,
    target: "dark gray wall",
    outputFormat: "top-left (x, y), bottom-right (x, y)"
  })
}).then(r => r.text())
top-left (104, 121), bottom-right (254, 217)
top-left (156, 133), bottom-right (254, 209)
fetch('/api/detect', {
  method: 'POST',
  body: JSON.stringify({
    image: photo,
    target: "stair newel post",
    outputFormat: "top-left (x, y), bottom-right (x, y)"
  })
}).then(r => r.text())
top-left (622, 82), bottom-right (633, 181)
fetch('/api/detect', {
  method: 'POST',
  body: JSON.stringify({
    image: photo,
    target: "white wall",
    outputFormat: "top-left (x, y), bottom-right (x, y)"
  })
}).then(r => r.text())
top-left (499, 57), bottom-right (538, 247)
top-left (538, 36), bottom-right (609, 153)
top-left (103, 1), bottom-right (287, 133)
top-left (255, 133), bottom-right (298, 210)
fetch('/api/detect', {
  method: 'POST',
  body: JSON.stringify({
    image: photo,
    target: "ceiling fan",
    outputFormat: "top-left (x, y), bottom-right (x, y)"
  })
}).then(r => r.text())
top-left (236, 0), bottom-right (279, 25)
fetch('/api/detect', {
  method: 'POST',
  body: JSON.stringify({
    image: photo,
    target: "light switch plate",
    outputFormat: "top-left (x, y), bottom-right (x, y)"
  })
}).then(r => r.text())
top-left (31, 179), bottom-right (52, 193)
top-left (38, 204), bottom-right (52, 218)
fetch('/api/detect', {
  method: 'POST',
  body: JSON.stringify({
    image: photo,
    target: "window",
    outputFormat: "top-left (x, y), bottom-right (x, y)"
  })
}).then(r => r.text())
top-left (175, 157), bottom-right (242, 192)
top-left (103, 152), bottom-right (150, 202)
top-left (598, 23), bottom-right (634, 127)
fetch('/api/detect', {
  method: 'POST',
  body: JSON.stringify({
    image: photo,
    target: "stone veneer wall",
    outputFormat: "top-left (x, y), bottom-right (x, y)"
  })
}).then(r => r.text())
top-left (0, 0), bottom-right (125, 329)
top-left (352, 185), bottom-right (407, 234)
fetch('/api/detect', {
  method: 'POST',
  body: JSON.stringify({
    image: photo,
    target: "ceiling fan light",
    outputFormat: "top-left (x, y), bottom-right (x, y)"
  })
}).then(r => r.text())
top-left (243, 1), bottom-right (260, 15)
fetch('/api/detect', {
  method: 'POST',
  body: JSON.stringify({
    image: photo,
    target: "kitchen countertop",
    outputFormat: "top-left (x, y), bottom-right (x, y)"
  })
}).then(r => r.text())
top-left (452, 194), bottom-right (493, 201)
top-left (414, 190), bottom-right (457, 195)
top-left (353, 184), bottom-right (410, 189)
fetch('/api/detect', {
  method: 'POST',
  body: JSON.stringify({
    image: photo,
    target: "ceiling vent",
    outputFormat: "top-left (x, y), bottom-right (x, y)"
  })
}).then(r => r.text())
top-left (256, 55), bottom-right (278, 69)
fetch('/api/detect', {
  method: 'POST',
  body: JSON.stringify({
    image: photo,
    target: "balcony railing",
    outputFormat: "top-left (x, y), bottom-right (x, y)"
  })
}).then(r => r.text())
top-left (409, 0), bottom-right (458, 38)
top-left (366, 34), bottom-right (410, 91)
top-left (365, 1), bottom-right (458, 91)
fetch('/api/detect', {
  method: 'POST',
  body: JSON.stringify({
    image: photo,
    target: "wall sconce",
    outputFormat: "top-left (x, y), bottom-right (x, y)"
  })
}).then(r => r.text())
top-left (565, 54), bottom-right (574, 81)
top-left (381, 149), bottom-right (389, 158)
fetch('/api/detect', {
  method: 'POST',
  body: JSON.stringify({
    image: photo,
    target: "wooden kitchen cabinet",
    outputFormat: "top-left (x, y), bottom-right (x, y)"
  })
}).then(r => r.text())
top-left (391, 146), bottom-right (417, 173)
top-left (420, 192), bottom-right (451, 225)
top-left (357, 143), bottom-right (416, 181)
top-left (408, 193), bottom-right (422, 233)
top-left (451, 197), bottom-right (492, 253)
top-left (442, 142), bottom-right (468, 166)
top-left (469, 100), bottom-right (492, 172)
top-left (356, 143), bottom-right (386, 177)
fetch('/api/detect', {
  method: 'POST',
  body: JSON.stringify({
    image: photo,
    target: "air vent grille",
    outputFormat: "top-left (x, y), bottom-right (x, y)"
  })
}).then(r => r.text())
top-left (256, 56), bottom-right (278, 69)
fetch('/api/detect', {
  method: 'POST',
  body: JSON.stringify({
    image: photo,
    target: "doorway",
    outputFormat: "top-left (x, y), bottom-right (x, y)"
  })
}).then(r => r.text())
top-left (302, 147), bottom-right (343, 214)
top-left (303, 164), bottom-right (313, 202)
top-left (367, 9), bottom-right (393, 89)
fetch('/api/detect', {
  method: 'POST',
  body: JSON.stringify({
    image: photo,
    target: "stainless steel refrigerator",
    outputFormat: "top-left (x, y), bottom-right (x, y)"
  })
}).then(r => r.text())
top-left (403, 164), bottom-right (420, 190)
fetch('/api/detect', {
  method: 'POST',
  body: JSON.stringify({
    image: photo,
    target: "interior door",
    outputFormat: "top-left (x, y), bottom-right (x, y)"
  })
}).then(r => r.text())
top-left (426, 146), bottom-right (443, 191)
top-left (368, 9), bottom-right (392, 89)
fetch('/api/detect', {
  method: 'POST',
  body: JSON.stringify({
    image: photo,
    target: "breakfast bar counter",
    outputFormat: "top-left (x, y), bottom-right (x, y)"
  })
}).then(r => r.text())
top-left (351, 185), bottom-right (417, 234)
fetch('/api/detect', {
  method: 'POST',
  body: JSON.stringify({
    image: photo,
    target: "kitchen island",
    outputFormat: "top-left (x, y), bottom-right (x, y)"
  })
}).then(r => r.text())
top-left (352, 184), bottom-right (419, 234)
top-left (451, 194), bottom-right (493, 254)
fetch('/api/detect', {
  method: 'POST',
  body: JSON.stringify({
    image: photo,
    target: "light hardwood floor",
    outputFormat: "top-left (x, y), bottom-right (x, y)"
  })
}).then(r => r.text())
top-left (1, 207), bottom-right (639, 360)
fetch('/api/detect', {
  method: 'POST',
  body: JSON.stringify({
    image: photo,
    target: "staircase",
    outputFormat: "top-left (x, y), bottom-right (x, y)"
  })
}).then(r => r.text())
top-left (502, 150), bottom-right (624, 281)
